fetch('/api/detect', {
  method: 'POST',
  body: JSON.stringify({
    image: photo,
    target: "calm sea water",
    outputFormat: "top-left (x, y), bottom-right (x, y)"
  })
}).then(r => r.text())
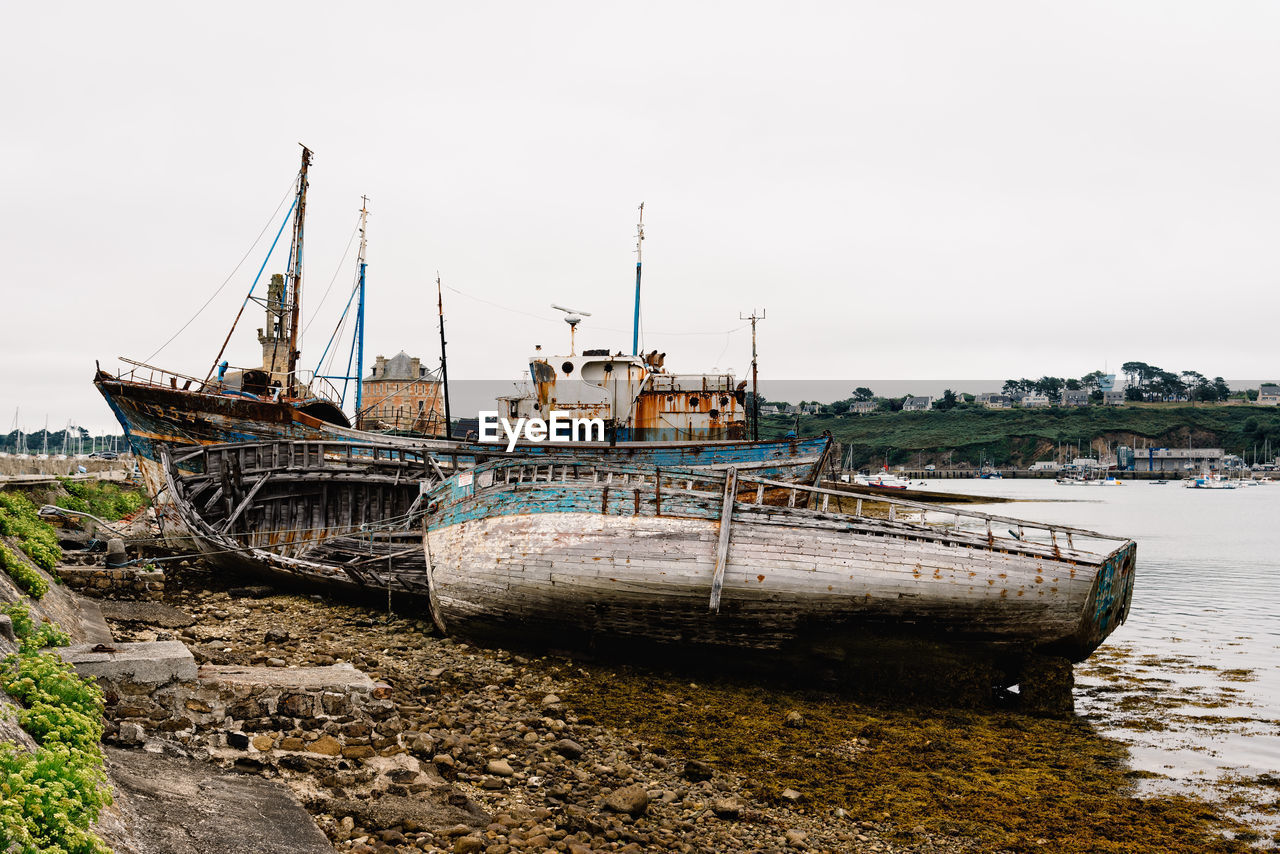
top-left (923, 477), bottom-right (1280, 831)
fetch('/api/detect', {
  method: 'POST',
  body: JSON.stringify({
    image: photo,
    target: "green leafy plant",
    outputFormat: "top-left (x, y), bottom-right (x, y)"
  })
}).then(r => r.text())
top-left (0, 544), bottom-right (49, 600)
top-left (1, 655), bottom-right (101, 741)
top-left (0, 493), bottom-right (62, 572)
top-left (24, 622), bottom-right (71, 653)
top-left (0, 743), bottom-right (112, 854)
top-left (1, 601), bottom-right (36, 641)
top-left (0, 603), bottom-right (69, 654)
top-left (0, 605), bottom-right (110, 854)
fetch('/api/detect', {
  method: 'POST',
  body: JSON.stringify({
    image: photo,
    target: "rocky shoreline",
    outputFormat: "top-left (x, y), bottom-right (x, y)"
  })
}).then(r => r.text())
top-left (94, 562), bottom-right (968, 854)
top-left (74, 557), bottom-right (1251, 854)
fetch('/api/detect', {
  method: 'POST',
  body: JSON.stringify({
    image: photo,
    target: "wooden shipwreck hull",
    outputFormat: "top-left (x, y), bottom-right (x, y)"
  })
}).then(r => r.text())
top-left (161, 441), bottom-right (439, 591)
top-left (159, 436), bottom-right (832, 590)
top-left (422, 459), bottom-right (1137, 686)
top-left (96, 370), bottom-right (447, 536)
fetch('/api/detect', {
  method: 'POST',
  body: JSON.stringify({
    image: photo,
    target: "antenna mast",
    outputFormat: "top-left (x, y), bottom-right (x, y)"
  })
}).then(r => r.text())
top-left (284, 144), bottom-right (312, 397)
top-left (740, 309), bottom-right (766, 441)
top-left (632, 202), bottom-right (644, 356)
top-left (437, 274), bottom-right (453, 440)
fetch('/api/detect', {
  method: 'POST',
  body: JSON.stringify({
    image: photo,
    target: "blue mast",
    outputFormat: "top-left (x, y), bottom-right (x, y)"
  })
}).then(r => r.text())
top-left (313, 197), bottom-right (369, 421)
top-left (353, 196), bottom-right (368, 421)
top-left (632, 202), bottom-right (644, 355)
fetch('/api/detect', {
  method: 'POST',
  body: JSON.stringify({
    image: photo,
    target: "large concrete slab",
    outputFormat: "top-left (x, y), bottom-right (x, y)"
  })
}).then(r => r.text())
top-left (199, 663), bottom-right (374, 693)
top-left (97, 747), bottom-right (335, 854)
top-left (98, 599), bottom-right (196, 628)
top-left (60, 640), bottom-right (197, 685)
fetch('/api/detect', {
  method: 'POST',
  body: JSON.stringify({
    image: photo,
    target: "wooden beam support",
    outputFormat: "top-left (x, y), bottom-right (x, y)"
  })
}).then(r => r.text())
top-left (708, 466), bottom-right (738, 614)
top-left (219, 474), bottom-right (270, 534)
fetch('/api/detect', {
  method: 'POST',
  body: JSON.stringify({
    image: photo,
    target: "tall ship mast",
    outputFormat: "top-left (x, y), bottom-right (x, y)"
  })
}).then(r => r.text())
top-left (93, 147), bottom-right (451, 540)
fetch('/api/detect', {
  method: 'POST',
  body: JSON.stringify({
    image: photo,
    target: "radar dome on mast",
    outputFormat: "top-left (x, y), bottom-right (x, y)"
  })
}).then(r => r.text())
top-left (551, 304), bottom-right (592, 354)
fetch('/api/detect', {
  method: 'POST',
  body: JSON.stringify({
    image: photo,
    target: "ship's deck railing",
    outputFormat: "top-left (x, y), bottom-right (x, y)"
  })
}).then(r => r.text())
top-left (109, 358), bottom-right (217, 393)
top-left (171, 439), bottom-right (446, 482)
top-left (470, 457), bottom-right (1132, 557)
top-left (646, 373), bottom-right (740, 392)
top-left (107, 358), bottom-right (347, 407)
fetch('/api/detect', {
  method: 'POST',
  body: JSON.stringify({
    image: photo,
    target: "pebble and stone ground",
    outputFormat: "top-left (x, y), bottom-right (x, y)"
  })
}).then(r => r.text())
top-left (104, 560), bottom-right (1256, 854)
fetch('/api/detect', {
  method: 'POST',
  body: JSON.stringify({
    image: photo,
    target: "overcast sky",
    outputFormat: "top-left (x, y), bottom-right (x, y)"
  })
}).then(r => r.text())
top-left (3, 2), bottom-right (1279, 432)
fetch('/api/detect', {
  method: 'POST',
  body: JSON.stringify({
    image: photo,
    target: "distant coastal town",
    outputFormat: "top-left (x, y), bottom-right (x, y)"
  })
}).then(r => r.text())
top-left (755, 364), bottom-right (1280, 474)
top-left (759, 363), bottom-right (1277, 417)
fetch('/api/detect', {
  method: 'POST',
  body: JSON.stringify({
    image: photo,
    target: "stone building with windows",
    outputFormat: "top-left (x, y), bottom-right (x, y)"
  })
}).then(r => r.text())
top-left (358, 351), bottom-right (445, 435)
top-left (1060, 390), bottom-right (1090, 407)
top-left (975, 393), bottom-right (1012, 409)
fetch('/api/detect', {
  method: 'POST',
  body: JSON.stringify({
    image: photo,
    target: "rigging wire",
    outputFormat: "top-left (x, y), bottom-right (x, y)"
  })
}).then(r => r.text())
top-left (204, 193), bottom-right (299, 383)
top-left (442, 283), bottom-right (750, 337)
top-left (145, 174), bottom-right (298, 364)
top-left (318, 282), bottom-right (357, 381)
top-left (312, 258), bottom-right (364, 384)
top-left (712, 324), bottom-right (748, 369)
top-left (301, 220), bottom-right (361, 337)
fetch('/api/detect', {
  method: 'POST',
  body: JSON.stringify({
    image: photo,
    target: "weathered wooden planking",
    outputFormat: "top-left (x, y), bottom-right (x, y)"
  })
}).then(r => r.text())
top-left (420, 456), bottom-right (1135, 665)
top-left (425, 509), bottom-right (1120, 656)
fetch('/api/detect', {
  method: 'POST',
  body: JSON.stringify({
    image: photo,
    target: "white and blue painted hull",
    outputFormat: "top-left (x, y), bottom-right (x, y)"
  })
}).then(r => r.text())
top-left (423, 461), bottom-right (1137, 684)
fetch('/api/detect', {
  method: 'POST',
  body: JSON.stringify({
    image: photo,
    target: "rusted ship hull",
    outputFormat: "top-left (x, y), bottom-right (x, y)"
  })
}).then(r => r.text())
top-left (105, 363), bottom-right (833, 544)
top-left (95, 372), bottom-right (447, 540)
top-left (421, 460), bottom-right (1137, 689)
top-left (463, 434), bottom-right (831, 483)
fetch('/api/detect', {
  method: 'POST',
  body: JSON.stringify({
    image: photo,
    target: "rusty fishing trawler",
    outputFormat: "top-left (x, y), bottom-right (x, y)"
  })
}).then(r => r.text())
top-left (101, 163), bottom-right (831, 542)
top-left (95, 148), bottom-right (448, 520)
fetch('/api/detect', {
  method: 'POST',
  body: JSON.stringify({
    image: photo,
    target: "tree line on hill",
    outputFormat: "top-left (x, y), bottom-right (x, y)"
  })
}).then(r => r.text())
top-left (1002, 365), bottom-right (1242, 403)
top-left (756, 387), bottom-right (964, 416)
top-left (757, 361), bottom-right (1263, 417)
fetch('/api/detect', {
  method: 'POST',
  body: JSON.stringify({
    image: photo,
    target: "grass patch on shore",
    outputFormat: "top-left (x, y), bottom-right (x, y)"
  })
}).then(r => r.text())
top-left (564, 666), bottom-right (1253, 853)
top-left (55, 478), bottom-right (146, 522)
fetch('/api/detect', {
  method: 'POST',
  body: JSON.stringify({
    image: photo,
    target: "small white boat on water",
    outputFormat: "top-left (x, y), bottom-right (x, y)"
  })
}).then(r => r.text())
top-left (852, 470), bottom-right (912, 490)
top-left (1184, 470), bottom-right (1236, 489)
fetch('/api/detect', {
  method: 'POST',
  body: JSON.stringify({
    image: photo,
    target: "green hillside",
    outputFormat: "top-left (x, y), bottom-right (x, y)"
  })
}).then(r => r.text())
top-left (761, 405), bottom-right (1280, 468)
